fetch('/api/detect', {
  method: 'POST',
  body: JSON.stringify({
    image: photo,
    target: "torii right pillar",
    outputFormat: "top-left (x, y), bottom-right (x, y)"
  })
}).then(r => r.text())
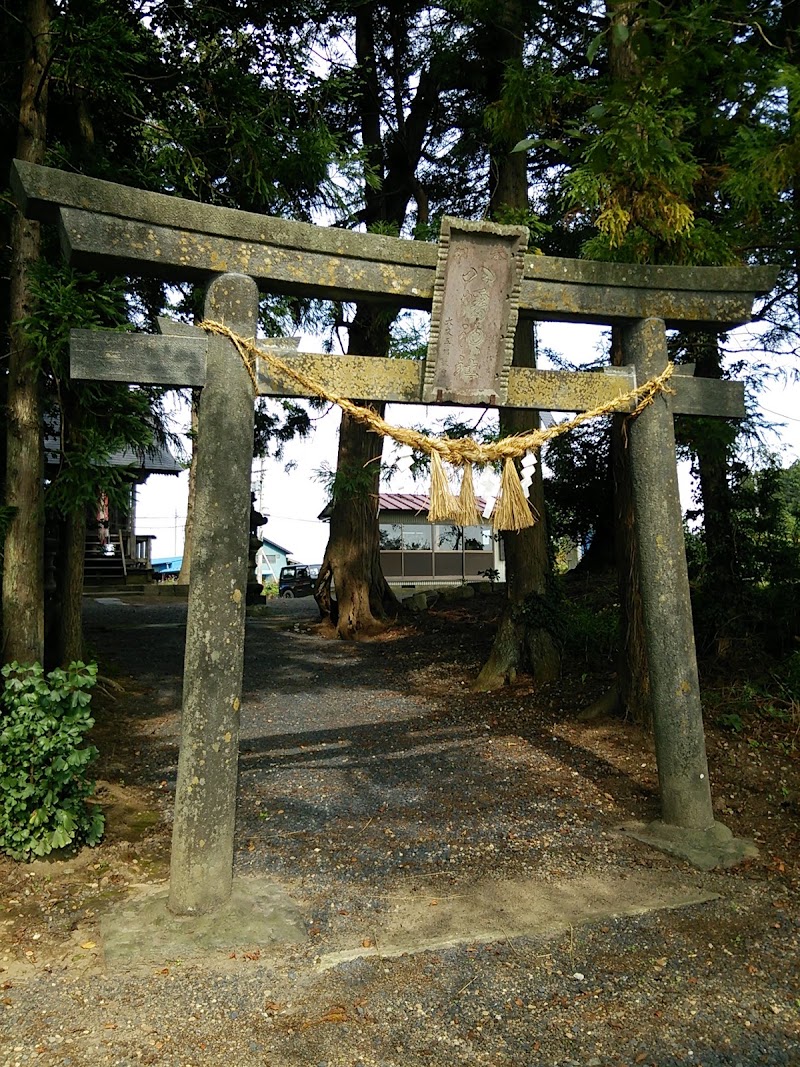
top-left (623, 317), bottom-right (756, 868)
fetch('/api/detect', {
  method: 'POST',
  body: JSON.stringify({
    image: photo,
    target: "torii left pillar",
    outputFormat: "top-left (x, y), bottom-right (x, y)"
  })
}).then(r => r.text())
top-left (168, 273), bottom-right (257, 915)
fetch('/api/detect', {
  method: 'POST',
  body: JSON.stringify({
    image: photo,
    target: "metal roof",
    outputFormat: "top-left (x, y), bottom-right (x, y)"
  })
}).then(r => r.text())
top-left (378, 492), bottom-right (488, 514)
top-left (320, 491), bottom-right (488, 520)
top-left (44, 437), bottom-right (183, 476)
top-left (378, 492), bottom-right (430, 513)
top-left (259, 536), bottom-right (293, 555)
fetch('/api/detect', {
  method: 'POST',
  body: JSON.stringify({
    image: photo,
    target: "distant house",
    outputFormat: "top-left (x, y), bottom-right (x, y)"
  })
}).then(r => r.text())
top-left (318, 492), bottom-right (506, 590)
top-left (151, 538), bottom-right (294, 585)
top-left (318, 492), bottom-right (505, 589)
top-left (377, 492), bottom-right (504, 589)
top-left (44, 428), bottom-right (183, 586)
top-left (255, 537), bottom-right (293, 583)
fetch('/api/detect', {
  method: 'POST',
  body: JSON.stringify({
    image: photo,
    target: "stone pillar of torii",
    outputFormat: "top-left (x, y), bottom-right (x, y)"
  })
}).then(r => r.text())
top-left (12, 161), bottom-right (775, 913)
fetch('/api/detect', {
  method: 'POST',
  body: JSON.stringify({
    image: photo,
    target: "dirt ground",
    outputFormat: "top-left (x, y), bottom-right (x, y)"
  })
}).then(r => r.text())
top-left (0, 591), bottom-right (798, 1067)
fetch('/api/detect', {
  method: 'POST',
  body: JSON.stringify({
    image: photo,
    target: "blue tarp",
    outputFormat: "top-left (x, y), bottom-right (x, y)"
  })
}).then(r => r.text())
top-left (152, 557), bottom-right (182, 574)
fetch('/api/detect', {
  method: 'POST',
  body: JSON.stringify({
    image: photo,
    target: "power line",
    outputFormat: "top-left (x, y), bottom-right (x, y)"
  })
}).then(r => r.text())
top-left (760, 405), bottom-right (800, 423)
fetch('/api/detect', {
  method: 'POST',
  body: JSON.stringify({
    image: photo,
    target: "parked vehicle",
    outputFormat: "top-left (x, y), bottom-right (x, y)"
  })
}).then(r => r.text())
top-left (278, 564), bottom-right (321, 598)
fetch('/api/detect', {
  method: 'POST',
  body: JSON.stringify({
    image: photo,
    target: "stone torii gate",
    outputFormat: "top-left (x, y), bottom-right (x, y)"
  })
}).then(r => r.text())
top-left (12, 161), bottom-right (776, 915)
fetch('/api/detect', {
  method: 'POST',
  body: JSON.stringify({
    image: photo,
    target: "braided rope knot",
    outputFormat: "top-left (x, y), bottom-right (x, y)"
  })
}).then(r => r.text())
top-left (200, 319), bottom-right (676, 530)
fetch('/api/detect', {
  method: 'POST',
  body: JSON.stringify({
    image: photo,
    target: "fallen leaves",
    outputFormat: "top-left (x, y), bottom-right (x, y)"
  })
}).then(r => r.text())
top-left (312, 1005), bottom-right (350, 1026)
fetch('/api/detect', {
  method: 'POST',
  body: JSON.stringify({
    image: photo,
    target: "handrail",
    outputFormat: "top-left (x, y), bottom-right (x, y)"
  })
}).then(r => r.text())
top-left (119, 529), bottom-right (127, 578)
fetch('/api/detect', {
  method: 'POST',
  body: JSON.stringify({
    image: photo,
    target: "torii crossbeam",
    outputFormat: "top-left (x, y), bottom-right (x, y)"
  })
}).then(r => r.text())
top-left (12, 160), bottom-right (776, 914)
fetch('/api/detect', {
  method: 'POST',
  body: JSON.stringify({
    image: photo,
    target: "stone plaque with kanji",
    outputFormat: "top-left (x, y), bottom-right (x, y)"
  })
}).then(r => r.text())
top-left (423, 217), bottom-right (528, 406)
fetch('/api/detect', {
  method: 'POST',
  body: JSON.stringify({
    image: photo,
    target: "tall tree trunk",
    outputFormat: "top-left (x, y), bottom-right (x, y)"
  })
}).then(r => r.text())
top-left (316, 306), bottom-right (399, 637)
top-left (2, 0), bottom-right (50, 666)
top-left (474, 326), bottom-right (560, 690)
top-left (177, 388), bottom-right (200, 585)
top-left (56, 506), bottom-right (86, 666)
top-left (591, 1), bottom-right (652, 724)
top-left (315, 2), bottom-right (396, 636)
top-left (611, 327), bottom-right (651, 725)
top-left (780, 0), bottom-right (800, 314)
top-left (474, 0), bottom-right (560, 691)
top-left (51, 50), bottom-right (98, 665)
top-left (316, 1), bottom-right (436, 637)
top-left (682, 332), bottom-right (738, 588)
top-left (49, 389), bottom-right (89, 668)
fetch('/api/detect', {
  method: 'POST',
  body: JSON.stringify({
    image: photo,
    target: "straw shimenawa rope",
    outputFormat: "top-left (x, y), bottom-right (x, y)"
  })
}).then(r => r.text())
top-left (200, 319), bottom-right (676, 530)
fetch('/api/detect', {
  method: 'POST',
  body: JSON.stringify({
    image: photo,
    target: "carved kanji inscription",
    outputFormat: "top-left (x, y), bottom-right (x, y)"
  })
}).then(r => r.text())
top-left (424, 217), bottom-right (528, 406)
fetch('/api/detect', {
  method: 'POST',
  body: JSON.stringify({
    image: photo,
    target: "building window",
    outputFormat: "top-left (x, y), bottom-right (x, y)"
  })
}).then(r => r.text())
top-left (379, 523), bottom-right (403, 550)
top-left (463, 526), bottom-right (493, 551)
top-left (403, 524), bottom-right (432, 551)
top-left (435, 524), bottom-right (462, 550)
top-left (380, 520), bottom-right (492, 554)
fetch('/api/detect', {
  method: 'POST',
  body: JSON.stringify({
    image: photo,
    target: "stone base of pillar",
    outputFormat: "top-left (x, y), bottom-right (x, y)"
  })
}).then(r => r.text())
top-left (621, 820), bottom-right (759, 871)
top-left (102, 877), bottom-right (306, 967)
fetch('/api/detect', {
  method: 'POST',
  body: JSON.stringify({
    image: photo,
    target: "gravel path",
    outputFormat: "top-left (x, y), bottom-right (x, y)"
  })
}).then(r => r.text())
top-left (0, 596), bottom-right (798, 1067)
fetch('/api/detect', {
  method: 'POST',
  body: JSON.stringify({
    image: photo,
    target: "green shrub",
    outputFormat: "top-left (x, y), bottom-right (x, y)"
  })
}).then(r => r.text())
top-left (516, 582), bottom-right (619, 667)
top-left (772, 650), bottom-right (800, 704)
top-left (0, 661), bottom-right (105, 860)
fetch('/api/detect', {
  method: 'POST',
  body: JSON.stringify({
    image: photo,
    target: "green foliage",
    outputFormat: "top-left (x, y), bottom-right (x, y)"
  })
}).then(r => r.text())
top-left (559, 597), bottom-right (620, 665)
top-left (707, 655), bottom-right (800, 751)
top-left (515, 580), bottom-right (619, 666)
top-left (388, 312), bottom-right (429, 362)
top-left (367, 220), bottom-right (400, 237)
top-left (484, 57), bottom-right (555, 149)
top-left (774, 650), bottom-right (800, 704)
top-left (778, 461), bottom-right (800, 545)
top-left (563, 85), bottom-right (700, 258)
top-left (0, 662), bottom-right (104, 861)
top-left (722, 64), bottom-right (800, 228)
top-left (477, 567), bottom-right (500, 587)
top-left (254, 400), bottom-right (313, 460)
top-left (490, 203), bottom-right (553, 248)
top-left (142, 7), bottom-right (350, 220)
top-left (580, 216), bottom-right (739, 267)
top-left (550, 2), bottom-right (788, 269)
top-left (20, 262), bottom-right (168, 518)
top-left (723, 460), bottom-right (800, 585)
top-left (544, 418), bottom-right (611, 552)
top-left (22, 262), bottom-right (131, 378)
top-left (315, 460), bottom-right (377, 503)
top-left (688, 457), bottom-right (800, 660)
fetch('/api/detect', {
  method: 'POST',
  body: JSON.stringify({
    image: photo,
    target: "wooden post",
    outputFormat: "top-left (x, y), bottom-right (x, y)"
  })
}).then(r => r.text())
top-left (624, 317), bottom-right (715, 830)
top-left (168, 273), bottom-right (257, 915)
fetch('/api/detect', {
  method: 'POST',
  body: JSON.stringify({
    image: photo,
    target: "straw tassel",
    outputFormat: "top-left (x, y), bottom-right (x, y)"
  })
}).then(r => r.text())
top-left (427, 451), bottom-right (459, 523)
top-left (493, 457), bottom-right (535, 531)
top-left (454, 462), bottom-right (482, 527)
